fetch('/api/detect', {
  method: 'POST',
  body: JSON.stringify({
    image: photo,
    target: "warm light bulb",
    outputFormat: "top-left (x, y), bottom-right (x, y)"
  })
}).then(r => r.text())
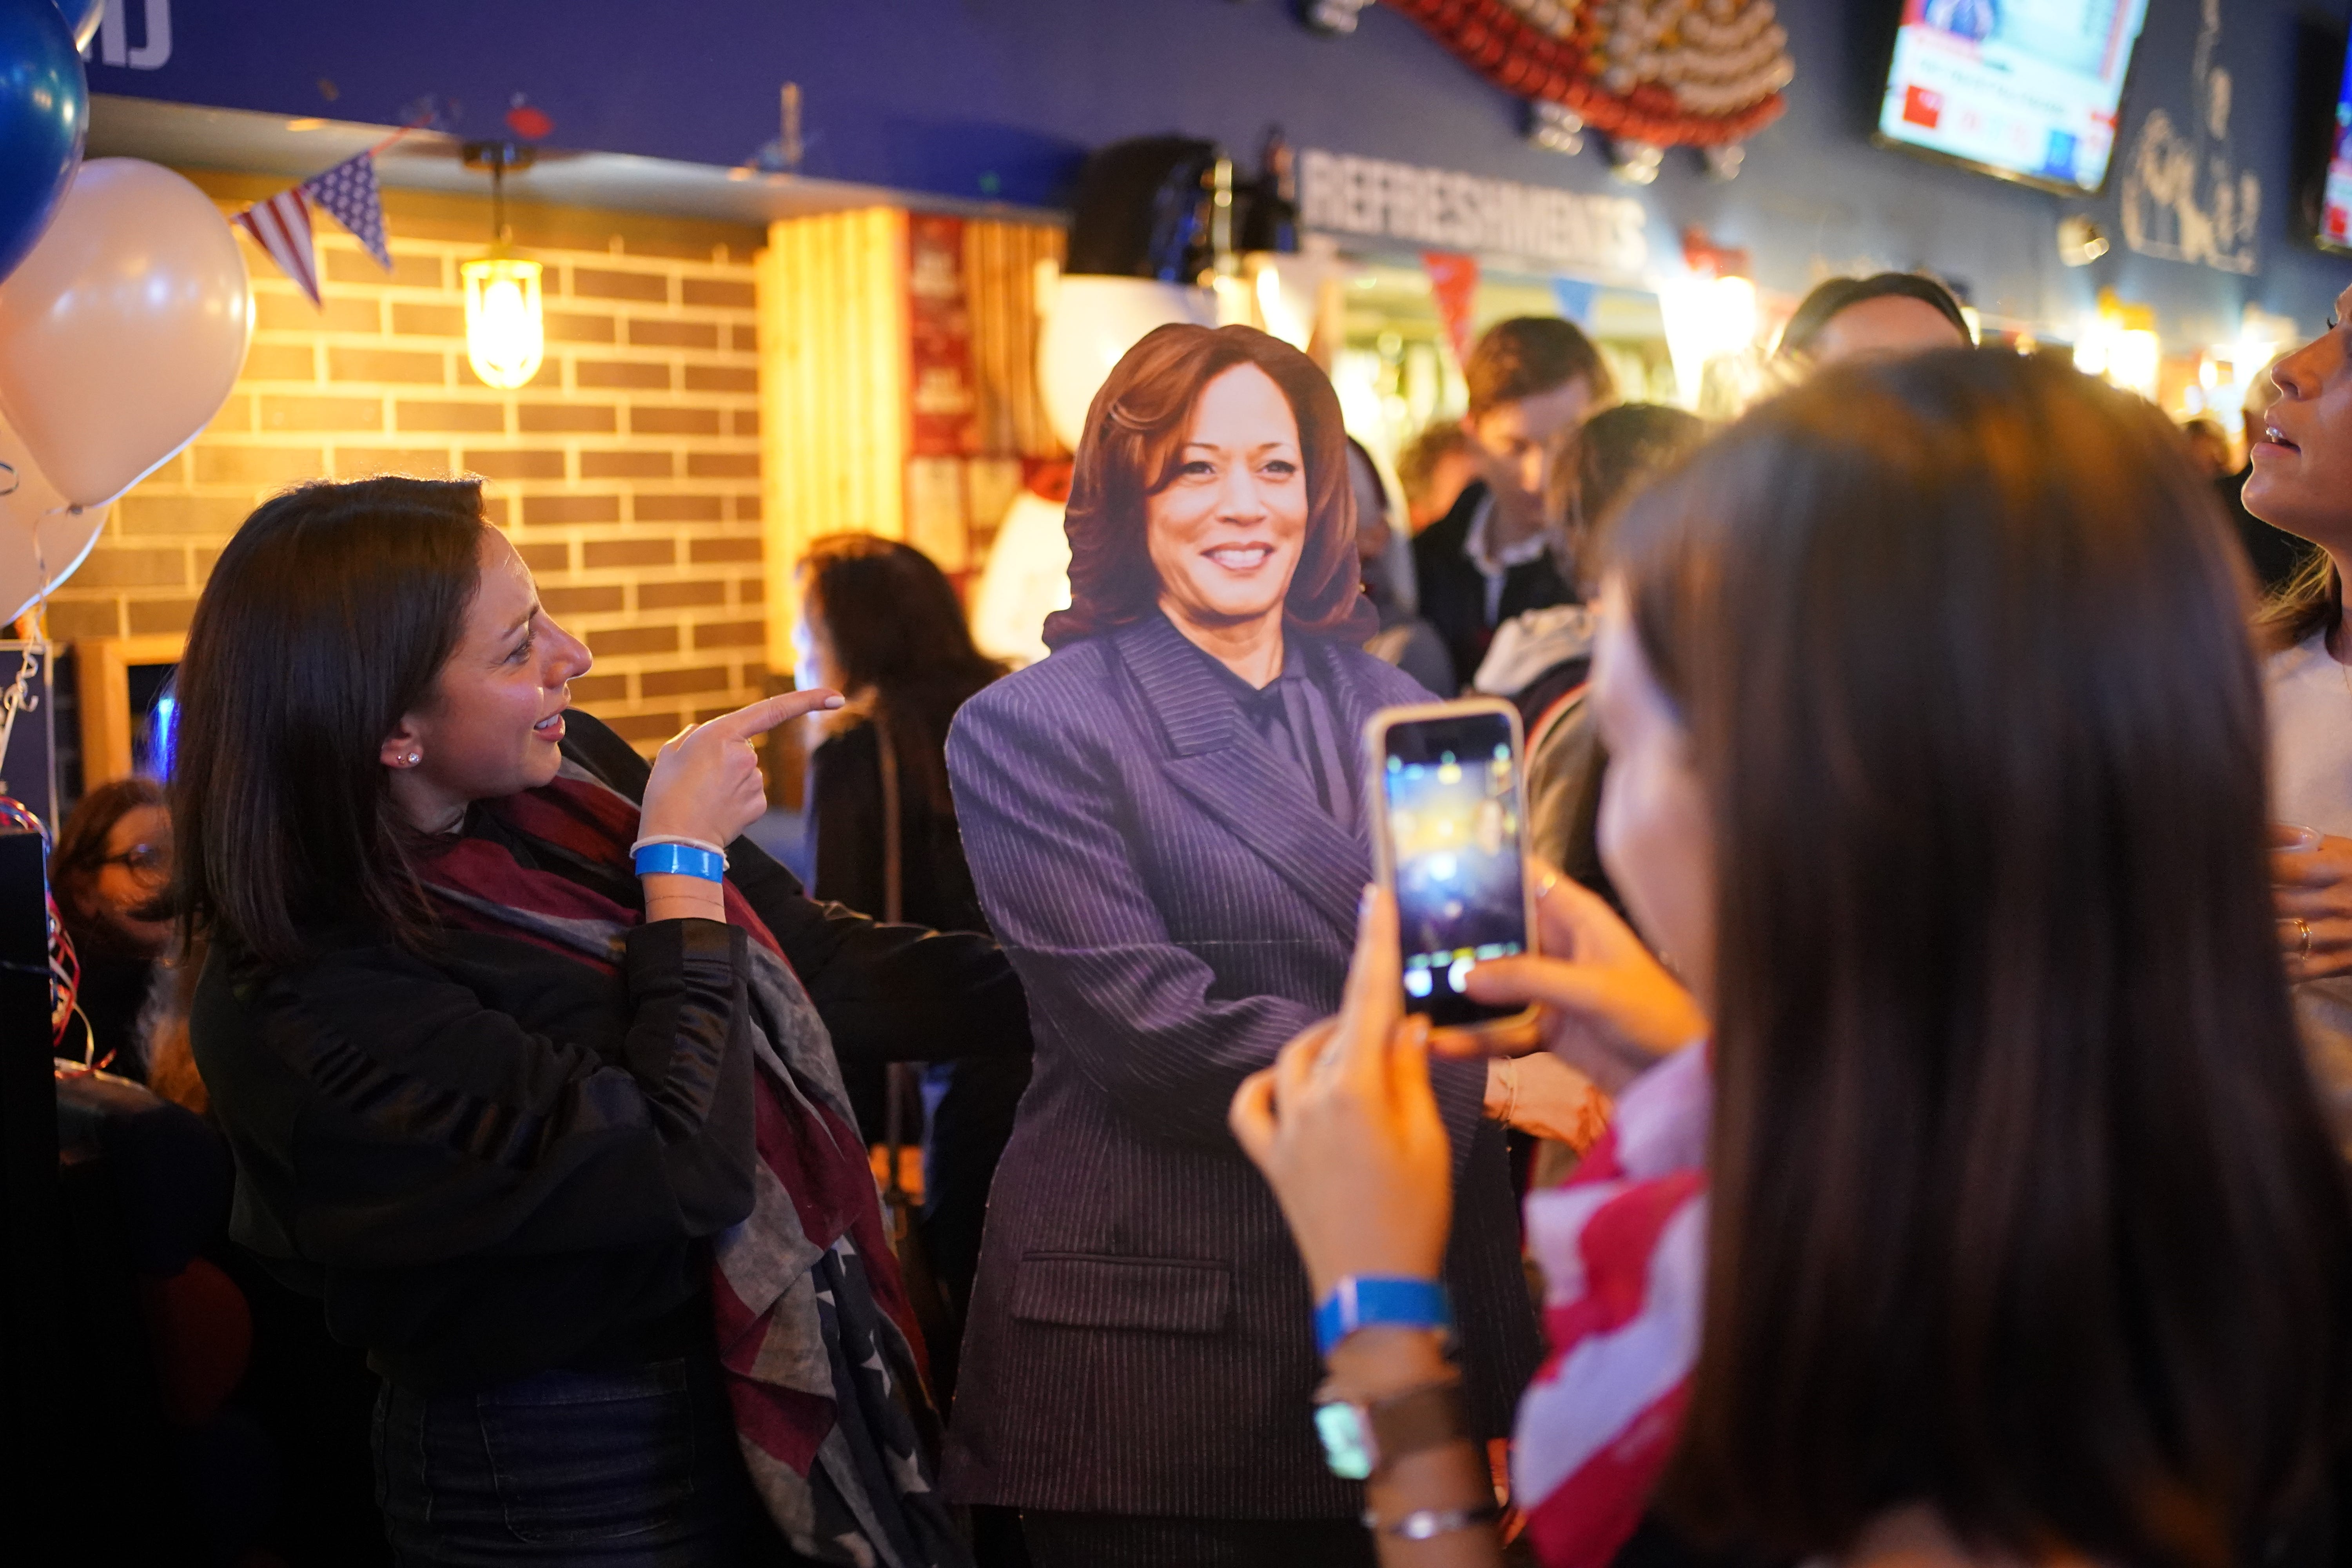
top-left (461, 255), bottom-right (545, 389)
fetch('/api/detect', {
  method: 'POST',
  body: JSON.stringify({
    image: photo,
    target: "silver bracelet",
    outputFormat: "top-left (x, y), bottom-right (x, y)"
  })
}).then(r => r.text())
top-left (1363, 1504), bottom-right (1500, 1541)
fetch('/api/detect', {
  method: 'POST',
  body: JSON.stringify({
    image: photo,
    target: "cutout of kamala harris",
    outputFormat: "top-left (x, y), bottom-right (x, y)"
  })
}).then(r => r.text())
top-left (943, 324), bottom-right (1542, 1566)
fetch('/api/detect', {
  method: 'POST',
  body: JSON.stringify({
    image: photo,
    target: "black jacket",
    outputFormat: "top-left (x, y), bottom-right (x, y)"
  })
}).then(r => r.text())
top-left (1409, 480), bottom-right (1577, 688)
top-left (191, 709), bottom-right (1031, 1390)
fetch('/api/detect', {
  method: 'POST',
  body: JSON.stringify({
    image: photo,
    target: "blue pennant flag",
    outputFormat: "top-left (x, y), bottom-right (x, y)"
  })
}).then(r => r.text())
top-left (304, 152), bottom-right (391, 272)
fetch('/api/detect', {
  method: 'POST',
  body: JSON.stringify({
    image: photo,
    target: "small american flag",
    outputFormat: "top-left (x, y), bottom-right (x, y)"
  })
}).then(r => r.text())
top-left (235, 187), bottom-right (320, 306)
top-left (305, 152), bottom-right (392, 272)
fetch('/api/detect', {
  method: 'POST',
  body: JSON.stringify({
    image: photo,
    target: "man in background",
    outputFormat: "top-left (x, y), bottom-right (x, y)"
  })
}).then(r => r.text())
top-left (1412, 317), bottom-right (1612, 684)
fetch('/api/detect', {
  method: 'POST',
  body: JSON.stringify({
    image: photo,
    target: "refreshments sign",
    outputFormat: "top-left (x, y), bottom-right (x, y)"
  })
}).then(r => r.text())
top-left (1297, 148), bottom-right (1648, 278)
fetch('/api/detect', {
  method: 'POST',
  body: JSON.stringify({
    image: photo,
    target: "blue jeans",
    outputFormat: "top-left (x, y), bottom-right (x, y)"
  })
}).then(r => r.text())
top-left (373, 1356), bottom-right (784, 1566)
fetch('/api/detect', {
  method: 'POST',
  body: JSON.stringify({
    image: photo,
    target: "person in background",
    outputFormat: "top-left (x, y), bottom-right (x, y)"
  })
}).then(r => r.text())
top-left (2179, 414), bottom-right (2233, 478)
top-left (1774, 272), bottom-right (1972, 367)
top-left (2247, 282), bottom-right (2352, 1149)
top-left (1413, 318), bottom-right (1613, 684)
top-left (50, 777), bottom-right (173, 1079)
top-left (1348, 436), bottom-right (1455, 695)
top-left (1396, 420), bottom-right (1478, 535)
top-left (1233, 348), bottom-right (2352, 1568)
top-left (2222, 361), bottom-right (2317, 596)
top-left (180, 477), bottom-right (1026, 1566)
top-left (1472, 404), bottom-right (1706, 724)
top-left (795, 531), bottom-right (1030, 1342)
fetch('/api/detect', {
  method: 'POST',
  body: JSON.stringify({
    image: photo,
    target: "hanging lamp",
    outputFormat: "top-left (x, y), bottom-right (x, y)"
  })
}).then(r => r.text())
top-left (459, 142), bottom-right (543, 390)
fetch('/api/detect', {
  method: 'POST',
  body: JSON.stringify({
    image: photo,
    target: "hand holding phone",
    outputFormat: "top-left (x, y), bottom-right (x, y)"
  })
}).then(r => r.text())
top-left (1364, 699), bottom-right (1538, 1039)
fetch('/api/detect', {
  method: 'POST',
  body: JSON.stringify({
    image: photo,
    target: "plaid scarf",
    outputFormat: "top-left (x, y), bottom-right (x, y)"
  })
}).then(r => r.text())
top-left (1514, 1044), bottom-right (1711, 1568)
top-left (420, 766), bottom-right (972, 1568)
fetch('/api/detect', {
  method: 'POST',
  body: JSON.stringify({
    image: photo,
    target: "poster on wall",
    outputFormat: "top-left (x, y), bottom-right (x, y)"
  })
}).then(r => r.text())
top-left (1875, 0), bottom-right (2149, 194)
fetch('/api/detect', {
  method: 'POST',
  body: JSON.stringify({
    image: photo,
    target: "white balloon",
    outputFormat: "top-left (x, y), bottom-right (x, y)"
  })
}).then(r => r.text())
top-left (1036, 272), bottom-right (1216, 451)
top-left (0, 158), bottom-right (252, 508)
top-left (0, 411), bottom-right (105, 625)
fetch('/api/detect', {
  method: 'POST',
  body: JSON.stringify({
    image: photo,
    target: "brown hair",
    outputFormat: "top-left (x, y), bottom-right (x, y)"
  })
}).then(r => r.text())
top-left (798, 532), bottom-right (1004, 813)
top-left (51, 776), bottom-right (168, 942)
top-left (172, 478), bottom-right (487, 965)
top-left (1395, 419), bottom-right (1471, 508)
top-left (1610, 350), bottom-right (2352, 1566)
top-left (1044, 323), bottom-right (1373, 650)
top-left (1549, 402), bottom-right (1706, 596)
top-left (1775, 272), bottom-right (1973, 360)
top-left (1464, 316), bottom-right (1613, 417)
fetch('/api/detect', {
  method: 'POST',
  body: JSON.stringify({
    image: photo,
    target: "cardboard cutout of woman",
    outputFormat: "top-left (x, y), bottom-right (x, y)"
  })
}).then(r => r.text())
top-left (942, 324), bottom-right (1541, 1562)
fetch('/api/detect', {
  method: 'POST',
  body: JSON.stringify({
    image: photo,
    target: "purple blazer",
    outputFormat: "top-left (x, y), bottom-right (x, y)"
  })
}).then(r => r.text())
top-left (941, 611), bottom-right (1542, 1518)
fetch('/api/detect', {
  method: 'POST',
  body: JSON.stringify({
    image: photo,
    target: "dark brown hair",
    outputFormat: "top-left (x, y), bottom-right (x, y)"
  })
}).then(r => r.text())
top-left (799, 532), bottom-right (1004, 813)
top-left (172, 478), bottom-right (487, 965)
top-left (1464, 315), bottom-right (1613, 417)
top-left (51, 776), bottom-right (167, 939)
top-left (1775, 272), bottom-right (1973, 360)
top-left (1549, 402), bottom-right (1706, 596)
top-left (1611, 350), bottom-right (2352, 1567)
top-left (1044, 323), bottom-right (1373, 650)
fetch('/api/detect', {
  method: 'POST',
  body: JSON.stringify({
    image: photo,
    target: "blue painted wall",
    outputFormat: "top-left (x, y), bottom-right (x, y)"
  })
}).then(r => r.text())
top-left (89, 0), bottom-right (2352, 343)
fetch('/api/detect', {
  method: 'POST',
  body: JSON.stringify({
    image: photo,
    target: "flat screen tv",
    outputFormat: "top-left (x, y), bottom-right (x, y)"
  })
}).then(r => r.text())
top-left (1875, 0), bottom-right (2149, 195)
top-left (2319, 33), bottom-right (2352, 252)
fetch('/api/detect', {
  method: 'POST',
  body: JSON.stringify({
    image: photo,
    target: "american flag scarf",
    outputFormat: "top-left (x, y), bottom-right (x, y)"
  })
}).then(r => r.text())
top-left (1514, 1043), bottom-right (1711, 1568)
top-left (420, 766), bottom-right (973, 1568)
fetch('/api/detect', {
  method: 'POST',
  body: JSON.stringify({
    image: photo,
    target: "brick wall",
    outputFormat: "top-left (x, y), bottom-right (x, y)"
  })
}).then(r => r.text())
top-left (42, 172), bottom-right (771, 755)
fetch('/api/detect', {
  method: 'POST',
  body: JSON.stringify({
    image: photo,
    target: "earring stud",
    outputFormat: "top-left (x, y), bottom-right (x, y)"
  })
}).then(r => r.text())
top-left (406, 752), bottom-right (420, 765)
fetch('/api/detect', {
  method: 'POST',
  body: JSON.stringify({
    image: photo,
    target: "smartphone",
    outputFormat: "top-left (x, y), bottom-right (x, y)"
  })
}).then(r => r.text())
top-left (1364, 698), bottom-right (1538, 1033)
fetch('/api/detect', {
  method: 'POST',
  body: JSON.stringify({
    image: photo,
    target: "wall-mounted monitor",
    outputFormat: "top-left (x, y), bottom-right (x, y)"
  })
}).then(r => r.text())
top-left (1875, 0), bottom-right (2149, 195)
top-left (2319, 34), bottom-right (2352, 252)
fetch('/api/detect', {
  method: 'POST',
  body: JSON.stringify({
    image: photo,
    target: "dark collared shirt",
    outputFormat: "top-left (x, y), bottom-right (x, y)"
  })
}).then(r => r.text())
top-left (1191, 631), bottom-right (1356, 832)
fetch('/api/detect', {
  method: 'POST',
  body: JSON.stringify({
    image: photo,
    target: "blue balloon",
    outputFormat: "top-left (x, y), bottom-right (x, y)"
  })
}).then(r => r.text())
top-left (56, 0), bottom-right (101, 55)
top-left (0, 0), bottom-right (85, 288)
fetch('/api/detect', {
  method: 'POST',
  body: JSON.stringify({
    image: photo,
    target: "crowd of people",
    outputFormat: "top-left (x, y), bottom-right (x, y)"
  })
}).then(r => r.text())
top-left (41, 266), bottom-right (2352, 1568)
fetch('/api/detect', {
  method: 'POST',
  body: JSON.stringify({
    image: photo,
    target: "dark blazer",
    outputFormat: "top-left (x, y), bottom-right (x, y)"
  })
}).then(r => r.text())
top-left (1411, 480), bottom-right (1577, 687)
top-left (942, 612), bottom-right (1542, 1518)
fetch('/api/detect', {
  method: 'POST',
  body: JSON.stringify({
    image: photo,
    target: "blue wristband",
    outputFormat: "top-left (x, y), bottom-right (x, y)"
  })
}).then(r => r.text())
top-left (633, 842), bottom-right (726, 883)
top-left (1314, 1276), bottom-right (1453, 1359)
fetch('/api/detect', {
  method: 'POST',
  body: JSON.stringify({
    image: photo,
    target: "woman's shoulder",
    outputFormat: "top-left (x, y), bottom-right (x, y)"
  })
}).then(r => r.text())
top-left (1317, 632), bottom-right (1447, 705)
top-left (956, 641), bottom-right (1121, 726)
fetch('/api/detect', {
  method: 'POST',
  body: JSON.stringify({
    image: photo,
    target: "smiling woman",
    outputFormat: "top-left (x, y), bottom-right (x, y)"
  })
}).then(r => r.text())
top-left (942, 325), bottom-right (1543, 1566)
top-left (169, 476), bottom-right (1030, 1566)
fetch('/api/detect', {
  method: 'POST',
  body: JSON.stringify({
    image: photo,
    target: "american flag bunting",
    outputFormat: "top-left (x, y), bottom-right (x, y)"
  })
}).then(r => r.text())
top-left (304, 152), bottom-right (392, 272)
top-left (234, 186), bottom-right (321, 306)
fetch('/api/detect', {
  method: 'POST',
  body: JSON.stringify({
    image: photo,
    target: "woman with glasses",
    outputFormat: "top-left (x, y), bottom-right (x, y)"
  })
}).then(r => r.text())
top-left (50, 777), bottom-right (175, 1078)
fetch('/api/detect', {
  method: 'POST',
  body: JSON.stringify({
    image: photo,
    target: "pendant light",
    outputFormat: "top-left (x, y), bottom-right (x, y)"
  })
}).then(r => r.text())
top-left (459, 142), bottom-right (543, 390)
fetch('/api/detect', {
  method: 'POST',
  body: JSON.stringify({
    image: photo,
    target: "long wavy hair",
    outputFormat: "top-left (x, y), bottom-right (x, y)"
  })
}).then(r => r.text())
top-left (171, 477), bottom-right (486, 965)
top-left (1613, 350), bottom-right (2352, 1567)
top-left (1042, 323), bottom-right (1374, 651)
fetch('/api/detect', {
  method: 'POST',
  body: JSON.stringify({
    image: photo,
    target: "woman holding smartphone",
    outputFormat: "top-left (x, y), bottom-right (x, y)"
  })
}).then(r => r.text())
top-left (943, 325), bottom-right (1584, 1566)
top-left (1232, 351), bottom-right (2352, 1566)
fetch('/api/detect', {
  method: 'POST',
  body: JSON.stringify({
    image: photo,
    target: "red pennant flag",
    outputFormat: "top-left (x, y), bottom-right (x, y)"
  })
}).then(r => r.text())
top-left (1422, 250), bottom-right (1480, 368)
top-left (236, 187), bottom-right (321, 306)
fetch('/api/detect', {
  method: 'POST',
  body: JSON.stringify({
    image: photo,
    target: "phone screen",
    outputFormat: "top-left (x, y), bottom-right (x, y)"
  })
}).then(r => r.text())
top-left (1376, 708), bottom-right (1530, 1025)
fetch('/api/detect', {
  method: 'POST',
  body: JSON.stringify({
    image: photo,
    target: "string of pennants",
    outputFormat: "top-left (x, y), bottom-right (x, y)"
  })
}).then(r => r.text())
top-left (232, 123), bottom-right (415, 306)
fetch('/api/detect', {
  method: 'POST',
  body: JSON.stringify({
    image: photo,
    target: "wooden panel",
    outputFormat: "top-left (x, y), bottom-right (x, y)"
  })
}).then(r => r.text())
top-left (756, 208), bottom-right (910, 671)
top-left (964, 219), bottom-right (1066, 462)
top-left (73, 633), bottom-right (186, 786)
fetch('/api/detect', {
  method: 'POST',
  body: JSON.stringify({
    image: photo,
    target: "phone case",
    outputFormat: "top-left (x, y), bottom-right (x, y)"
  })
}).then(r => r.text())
top-left (1362, 696), bottom-right (1540, 1040)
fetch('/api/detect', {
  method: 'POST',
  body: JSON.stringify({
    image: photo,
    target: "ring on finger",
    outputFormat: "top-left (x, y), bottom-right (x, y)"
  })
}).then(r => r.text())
top-left (2298, 917), bottom-right (2314, 961)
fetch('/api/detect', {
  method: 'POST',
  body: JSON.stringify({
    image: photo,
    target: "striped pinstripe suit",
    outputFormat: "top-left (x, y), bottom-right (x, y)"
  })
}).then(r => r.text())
top-left (941, 610), bottom-right (1542, 1520)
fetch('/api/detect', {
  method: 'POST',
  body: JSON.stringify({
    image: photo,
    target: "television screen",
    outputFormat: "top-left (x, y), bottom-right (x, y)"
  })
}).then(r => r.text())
top-left (1877, 0), bottom-right (2149, 194)
top-left (2320, 35), bottom-right (2352, 251)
